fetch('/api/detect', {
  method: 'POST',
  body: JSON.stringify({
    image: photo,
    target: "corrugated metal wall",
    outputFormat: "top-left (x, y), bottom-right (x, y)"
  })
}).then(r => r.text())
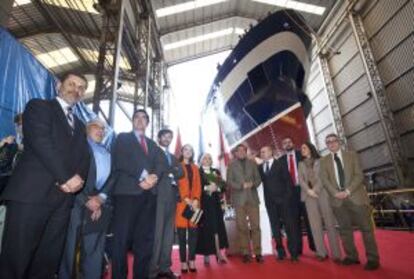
top-left (306, 0), bottom-right (413, 186)
top-left (362, 0), bottom-right (414, 178)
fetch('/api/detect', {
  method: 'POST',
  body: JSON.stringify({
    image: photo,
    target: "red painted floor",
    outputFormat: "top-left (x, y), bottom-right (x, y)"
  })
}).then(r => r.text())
top-left (105, 229), bottom-right (414, 279)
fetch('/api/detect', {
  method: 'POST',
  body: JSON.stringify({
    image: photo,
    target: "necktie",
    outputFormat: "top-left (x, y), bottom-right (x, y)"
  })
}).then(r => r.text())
top-left (334, 153), bottom-right (345, 190)
top-left (140, 135), bottom-right (148, 155)
top-left (66, 107), bottom-right (74, 129)
top-left (264, 161), bottom-right (270, 174)
top-left (288, 153), bottom-right (297, 185)
top-left (165, 151), bottom-right (172, 166)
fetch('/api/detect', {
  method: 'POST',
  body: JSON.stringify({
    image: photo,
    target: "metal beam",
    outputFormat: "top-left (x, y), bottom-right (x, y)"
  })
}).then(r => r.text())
top-left (166, 45), bottom-right (232, 67)
top-left (349, 12), bottom-right (408, 186)
top-left (0, 0), bottom-right (18, 27)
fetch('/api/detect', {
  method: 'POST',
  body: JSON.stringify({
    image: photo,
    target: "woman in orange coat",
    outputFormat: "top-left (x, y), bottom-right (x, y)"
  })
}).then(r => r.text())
top-left (176, 144), bottom-right (202, 273)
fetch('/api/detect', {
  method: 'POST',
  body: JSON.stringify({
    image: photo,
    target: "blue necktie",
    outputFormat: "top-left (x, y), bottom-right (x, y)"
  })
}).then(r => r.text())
top-left (165, 151), bottom-right (172, 166)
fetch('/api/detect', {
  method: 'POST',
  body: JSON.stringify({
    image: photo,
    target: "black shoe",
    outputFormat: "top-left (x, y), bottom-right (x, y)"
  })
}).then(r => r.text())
top-left (316, 255), bottom-right (328, 262)
top-left (180, 268), bottom-right (188, 274)
top-left (333, 258), bottom-right (342, 265)
top-left (189, 268), bottom-right (197, 273)
top-left (158, 271), bottom-right (180, 279)
top-left (364, 261), bottom-right (380, 271)
top-left (276, 254), bottom-right (285, 261)
top-left (291, 256), bottom-right (299, 262)
top-left (256, 255), bottom-right (264, 263)
top-left (242, 254), bottom-right (252, 263)
top-left (341, 258), bottom-right (360, 266)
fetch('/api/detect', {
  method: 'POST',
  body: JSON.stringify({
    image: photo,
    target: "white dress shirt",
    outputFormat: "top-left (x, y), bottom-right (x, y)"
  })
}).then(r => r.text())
top-left (263, 158), bottom-right (274, 173)
top-left (56, 96), bottom-right (74, 128)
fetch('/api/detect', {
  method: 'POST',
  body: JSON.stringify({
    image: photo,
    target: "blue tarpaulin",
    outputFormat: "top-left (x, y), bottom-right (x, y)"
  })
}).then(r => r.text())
top-left (0, 27), bottom-right (114, 145)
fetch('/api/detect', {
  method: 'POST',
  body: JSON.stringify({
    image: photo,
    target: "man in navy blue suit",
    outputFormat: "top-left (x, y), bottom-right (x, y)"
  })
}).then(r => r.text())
top-left (111, 109), bottom-right (166, 279)
top-left (280, 136), bottom-right (315, 255)
top-left (0, 72), bottom-right (90, 279)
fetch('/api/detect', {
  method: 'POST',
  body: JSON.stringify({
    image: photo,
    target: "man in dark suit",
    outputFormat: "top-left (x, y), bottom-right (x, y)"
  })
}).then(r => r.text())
top-left (150, 128), bottom-right (183, 279)
top-left (320, 133), bottom-right (379, 270)
top-left (111, 109), bottom-right (166, 279)
top-left (59, 118), bottom-right (113, 279)
top-left (0, 72), bottom-right (90, 279)
top-left (280, 136), bottom-right (315, 255)
top-left (259, 145), bottom-right (299, 261)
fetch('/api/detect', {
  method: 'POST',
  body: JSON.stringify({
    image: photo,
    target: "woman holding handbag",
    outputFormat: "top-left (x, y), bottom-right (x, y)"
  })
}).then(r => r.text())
top-left (176, 144), bottom-right (202, 273)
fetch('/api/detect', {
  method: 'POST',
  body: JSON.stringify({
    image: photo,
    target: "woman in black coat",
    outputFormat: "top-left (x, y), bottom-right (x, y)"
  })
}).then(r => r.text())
top-left (196, 153), bottom-right (229, 265)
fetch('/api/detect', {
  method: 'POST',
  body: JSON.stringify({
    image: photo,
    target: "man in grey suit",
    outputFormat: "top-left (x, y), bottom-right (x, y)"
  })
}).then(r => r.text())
top-left (320, 133), bottom-right (380, 271)
top-left (59, 118), bottom-right (113, 279)
top-left (150, 129), bottom-right (184, 279)
top-left (227, 144), bottom-right (262, 263)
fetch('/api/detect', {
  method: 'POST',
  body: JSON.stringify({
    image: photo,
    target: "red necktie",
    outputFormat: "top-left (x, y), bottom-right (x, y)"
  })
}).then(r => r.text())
top-left (288, 153), bottom-right (297, 185)
top-left (140, 135), bottom-right (148, 155)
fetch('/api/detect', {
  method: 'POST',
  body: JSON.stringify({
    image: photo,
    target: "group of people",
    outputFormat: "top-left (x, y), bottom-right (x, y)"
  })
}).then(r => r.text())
top-left (0, 71), bottom-right (380, 279)
top-left (226, 137), bottom-right (380, 271)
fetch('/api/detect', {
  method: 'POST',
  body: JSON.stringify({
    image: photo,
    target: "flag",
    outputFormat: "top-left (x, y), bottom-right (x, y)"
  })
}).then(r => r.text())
top-left (197, 125), bottom-right (205, 163)
top-left (174, 128), bottom-right (182, 158)
top-left (218, 123), bottom-right (230, 179)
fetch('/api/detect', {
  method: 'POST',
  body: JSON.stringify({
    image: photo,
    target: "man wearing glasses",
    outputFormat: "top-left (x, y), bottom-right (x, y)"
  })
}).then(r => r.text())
top-left (320, 133), bottom-right (379, 271)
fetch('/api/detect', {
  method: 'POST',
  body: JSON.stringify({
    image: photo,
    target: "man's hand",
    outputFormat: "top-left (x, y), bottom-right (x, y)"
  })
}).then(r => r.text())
top-left (59, 183), bottom-right (71, 193)
top-left (139, 174), bottom-right (158, 190)
top-left (243, 181), bottom-right (253, 189)
top-left (307, 189), bottom-right (318, 198)
top-left (335, 191), bottom-right (349, 200)
top-left (65, 174), bottom-right (84, 192)
top-left (0, 135), bottom-right (15, 148)
top-left (86, 195), bottom-right (104, 212)
top-left (91, 208), bottom-right (102, 221)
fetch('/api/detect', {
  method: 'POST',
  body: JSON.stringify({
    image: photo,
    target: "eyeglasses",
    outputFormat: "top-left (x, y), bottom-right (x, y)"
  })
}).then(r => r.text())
top-left (326, 139), bottom-right (339, 145)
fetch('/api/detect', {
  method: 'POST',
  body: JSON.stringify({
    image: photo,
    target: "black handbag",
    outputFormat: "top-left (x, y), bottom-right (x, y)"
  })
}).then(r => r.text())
top-left (182, 205), bottom-right (203, 225)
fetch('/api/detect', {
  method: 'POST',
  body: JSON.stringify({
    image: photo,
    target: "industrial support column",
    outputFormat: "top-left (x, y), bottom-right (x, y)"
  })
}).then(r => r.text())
top-left (314, 38), bottom-right (348, 146)
top-left (349, 12), bottom-right (407, 186)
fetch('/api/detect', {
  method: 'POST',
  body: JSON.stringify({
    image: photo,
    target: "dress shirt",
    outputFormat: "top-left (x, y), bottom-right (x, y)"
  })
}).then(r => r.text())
top-left (88, 138), bottom-right (111, 201)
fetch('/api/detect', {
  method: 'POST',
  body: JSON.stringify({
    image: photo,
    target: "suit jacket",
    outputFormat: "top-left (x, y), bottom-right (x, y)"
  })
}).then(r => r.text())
top-left (298, 159), bottom-right (324, 202)
top-left (259, 159), bottom-right (294, 206)
top-left (176, 162), bottom-right (202, 228)
top-left (227, 158), bottom-right (261, 207)
top-left (319, 150), bottom-right (370, 207)
top-left (157, 151), bottom-right (184, 203)
top-left (111, 132), bottom-right (166, 196)
top-left (280, 150), bottom-right (302, 186)
top-left (2, 99), bottom-right (90, 206)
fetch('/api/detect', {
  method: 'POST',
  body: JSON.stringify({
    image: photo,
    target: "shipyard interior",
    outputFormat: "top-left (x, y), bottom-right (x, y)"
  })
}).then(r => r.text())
top-left (0, 0), bottom-right (413, 279)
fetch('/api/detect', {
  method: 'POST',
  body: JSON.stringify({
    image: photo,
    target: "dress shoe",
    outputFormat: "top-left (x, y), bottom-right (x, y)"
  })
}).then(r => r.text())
top-left (332, 258), bottom-right (342, 264)
top-left (291, 256), bottom-right (299, 262)
top-left (341, 258), bottom-right (360, 265)
top-left (316, 255), bottom-right (328, 262)
top-left (276, 254), bottom-right (285, 261)
top-left (242, 254), bottom-right (252, 263)
top-left (180, 268), bottom-right (188, 274)
top-left (189, 268), bottom-right (197, 273)
top-left (255, 255), bottom-right (264, 263)
top-left (364, 261), bottom-right (380, 271)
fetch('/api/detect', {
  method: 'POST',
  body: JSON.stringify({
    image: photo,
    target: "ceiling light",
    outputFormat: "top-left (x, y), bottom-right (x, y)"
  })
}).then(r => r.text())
top-left (252, 0), bottom-right (326, 15)
top-left (42, 0), bottom-right (99, 14)
top-left (163, 27), bottom-right (240, 50)
top-left (156, 0), bottom-right (227, 18)
top-left (13, 0), bottom-right (31, 6)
